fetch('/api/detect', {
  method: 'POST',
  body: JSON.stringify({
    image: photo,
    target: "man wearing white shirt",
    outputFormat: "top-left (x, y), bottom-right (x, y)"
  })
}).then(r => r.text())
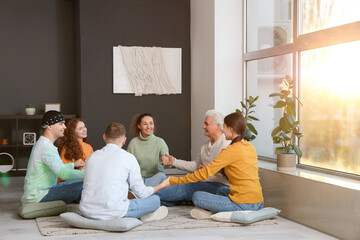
top-left (79, 123), bottom-right (169, 221)
top-left (158, 110), bottom-right (230, 206)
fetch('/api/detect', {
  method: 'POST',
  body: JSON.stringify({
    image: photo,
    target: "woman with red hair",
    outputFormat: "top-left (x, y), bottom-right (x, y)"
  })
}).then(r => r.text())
top-left (57, 118), bottom-right (93, 183)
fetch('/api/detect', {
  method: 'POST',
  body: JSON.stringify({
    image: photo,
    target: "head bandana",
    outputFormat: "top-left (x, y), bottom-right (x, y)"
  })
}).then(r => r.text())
top-left (41, 111), bottom-right (65, 129)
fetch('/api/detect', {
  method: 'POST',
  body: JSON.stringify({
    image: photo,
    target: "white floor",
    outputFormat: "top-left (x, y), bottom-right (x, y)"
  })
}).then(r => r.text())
top-left (0, 177), bottom-right (338, 240)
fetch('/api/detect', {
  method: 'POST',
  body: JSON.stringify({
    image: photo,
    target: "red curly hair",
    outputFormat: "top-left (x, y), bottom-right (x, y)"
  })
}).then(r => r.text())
top-left (57, 118), bottom-right (89, 160)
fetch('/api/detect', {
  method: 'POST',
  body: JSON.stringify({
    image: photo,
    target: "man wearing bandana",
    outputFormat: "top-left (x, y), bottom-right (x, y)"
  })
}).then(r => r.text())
top-left (21, 111), bottom-right (85, 204)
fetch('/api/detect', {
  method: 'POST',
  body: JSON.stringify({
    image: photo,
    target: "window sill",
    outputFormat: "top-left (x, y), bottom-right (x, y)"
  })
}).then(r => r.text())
top-left (258, 158), bottom-right (360, 191)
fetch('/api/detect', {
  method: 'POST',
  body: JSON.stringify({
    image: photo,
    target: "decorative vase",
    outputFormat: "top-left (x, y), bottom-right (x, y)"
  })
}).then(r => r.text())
top-left (277, 153), bottom-right (297, 172)
top-left (25, 108), bottom-right (36, 115)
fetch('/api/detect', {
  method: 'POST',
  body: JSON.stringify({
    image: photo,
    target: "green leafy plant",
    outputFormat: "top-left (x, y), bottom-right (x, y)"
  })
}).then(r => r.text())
top-left (269, 75), bottom-right (303, 158)
top-left (236, 96), bottom-right (259, 141)
top-left (26, 104), bottom-right (35, 108)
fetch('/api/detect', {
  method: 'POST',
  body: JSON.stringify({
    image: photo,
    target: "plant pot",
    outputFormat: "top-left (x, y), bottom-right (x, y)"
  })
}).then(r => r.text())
top-left (277, 153), bottom-right (297, 172)
top-left (25, 108), bottom-right (36, 115)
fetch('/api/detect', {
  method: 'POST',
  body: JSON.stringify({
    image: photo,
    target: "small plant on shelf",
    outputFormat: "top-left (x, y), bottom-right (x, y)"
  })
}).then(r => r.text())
top-left (236, 95), bottom-right (259, 141)
top-left (26, 104), bottom-right (35, 108)
top-left (25, 104), bottom-right (36, 115)
top-left (269, 75), bottom-right (303, 158)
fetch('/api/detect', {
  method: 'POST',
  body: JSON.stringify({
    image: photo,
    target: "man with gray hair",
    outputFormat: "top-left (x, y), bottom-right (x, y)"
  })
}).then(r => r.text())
top-left (157, 109), bottom-right (230, 206)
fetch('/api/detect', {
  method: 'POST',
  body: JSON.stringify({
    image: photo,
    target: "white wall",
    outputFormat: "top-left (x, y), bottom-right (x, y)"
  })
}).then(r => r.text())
top-left (214, 0), bottom-right (243, 115)
top-left (191, 0), bottom-right (243, 159)
top-left (190, 0), bottom-right (215, 160)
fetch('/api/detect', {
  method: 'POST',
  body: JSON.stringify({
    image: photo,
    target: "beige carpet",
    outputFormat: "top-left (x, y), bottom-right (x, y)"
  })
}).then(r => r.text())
top-left (36, 205), bottom-right (277, 236)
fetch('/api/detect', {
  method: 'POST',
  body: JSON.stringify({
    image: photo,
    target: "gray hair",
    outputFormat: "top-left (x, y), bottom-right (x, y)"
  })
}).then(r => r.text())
top-left (205, 109), bottom-right (225, 130)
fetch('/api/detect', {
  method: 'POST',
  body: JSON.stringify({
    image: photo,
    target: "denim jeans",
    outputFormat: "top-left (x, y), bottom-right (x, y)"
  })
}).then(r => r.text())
top-left (40, 180), bottom-right (83, 204)
top-left (155, 181), bottom-right (230, 207)
top-left (143, 172), bottom-right (167, 187)
top-left (192, 191), bottom-right (264, 213)
top-left (124, 195), bottom-right (160, 218)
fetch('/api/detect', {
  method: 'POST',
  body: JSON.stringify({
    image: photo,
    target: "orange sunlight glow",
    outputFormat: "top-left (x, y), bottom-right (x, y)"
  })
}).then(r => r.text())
top-left (300, 40), bottom-right (360, 175)
top-left (302, 0), bottom-right (360, 34)
top-left (302, 41), bottom-right (360, 99)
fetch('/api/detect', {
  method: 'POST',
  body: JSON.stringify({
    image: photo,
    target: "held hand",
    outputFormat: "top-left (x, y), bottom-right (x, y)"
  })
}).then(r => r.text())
top-left (160, 155), bottom-right (170, 165)
top-left (74, 159), bottom-right (85, 169)
top-left (160, 154), bottom-right (175, 166)
top-left (160, 177), bottom-right (171, 188)
top-left (153, 177), bottom-right (171, 194)
top-left (199, 164), bottom-right (208, 169)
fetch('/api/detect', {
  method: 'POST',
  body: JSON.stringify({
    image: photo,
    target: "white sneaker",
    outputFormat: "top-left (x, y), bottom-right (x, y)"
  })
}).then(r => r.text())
top-left (190, 208), bottom-right (213, 219)
top-left (140, 206), bottom-right (168, 222)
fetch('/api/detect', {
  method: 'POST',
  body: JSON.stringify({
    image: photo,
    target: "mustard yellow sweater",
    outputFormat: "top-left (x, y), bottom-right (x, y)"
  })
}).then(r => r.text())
top-left (170, 140), bottom-right (264, 204)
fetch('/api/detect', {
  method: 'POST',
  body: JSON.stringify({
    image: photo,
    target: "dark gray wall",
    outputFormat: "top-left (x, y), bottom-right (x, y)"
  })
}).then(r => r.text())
top-left (0, 0), bottom-right (191, 159)
top-left (76, 0), bottom-right (191, 157)
top-left (0, 0), bottom-right (76, 115)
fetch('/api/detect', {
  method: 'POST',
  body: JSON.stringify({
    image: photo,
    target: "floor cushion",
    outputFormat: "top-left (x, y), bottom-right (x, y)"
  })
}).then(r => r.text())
top-left (18, 200), bottom-right (67, 219)
top-left (60, 212), bottom-right (142, 232)
top-left (211, 207), bottom-right (281, 224)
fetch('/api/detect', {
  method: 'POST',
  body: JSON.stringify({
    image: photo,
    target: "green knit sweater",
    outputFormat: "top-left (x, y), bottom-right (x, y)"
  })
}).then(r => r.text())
top-left (127, 133), bottom-right (169, 178)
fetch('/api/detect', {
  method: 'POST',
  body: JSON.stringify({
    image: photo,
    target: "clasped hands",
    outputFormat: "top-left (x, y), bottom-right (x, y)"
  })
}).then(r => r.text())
top-left (74, 159), bottom-right (85, 169)
top-left (160, 154), bottom-right (175, 166)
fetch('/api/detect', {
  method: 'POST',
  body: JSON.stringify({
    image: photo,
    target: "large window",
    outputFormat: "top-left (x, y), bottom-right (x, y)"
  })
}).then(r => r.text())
top-left (247, 54), bottom-right (292, 158)
top-left (246, 0), bottom-right (293, 52)
top-left (300, 41), bottom-right (360, 175)
top-left (300, 0), bottom-right (360, 34)
top-left (245, 0), bottom-right (360, 175)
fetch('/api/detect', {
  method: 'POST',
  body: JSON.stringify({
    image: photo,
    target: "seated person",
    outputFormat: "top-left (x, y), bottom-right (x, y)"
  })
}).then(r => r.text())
top-left (79, 123), bottom-right (169, 221)
top-left (157, 110), bottom-right (230, 206)
top-left (127, 113), bottom-right (168, 187)
top-left (57, 118), bottom-right (93, 183)
top-left (164, 112), bottom-right (264, 218)
top-left (21, 111), bottom-right (85, 205)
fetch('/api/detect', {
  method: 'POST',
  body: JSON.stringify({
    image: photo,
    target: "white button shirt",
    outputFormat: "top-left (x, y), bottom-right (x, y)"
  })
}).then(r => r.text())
top-left (79, 144), bottom-right (154, 220)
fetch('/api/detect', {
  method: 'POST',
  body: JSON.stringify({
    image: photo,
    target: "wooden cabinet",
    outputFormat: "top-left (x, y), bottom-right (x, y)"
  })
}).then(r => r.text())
top-left (0, 115), bottom-right (76, 175)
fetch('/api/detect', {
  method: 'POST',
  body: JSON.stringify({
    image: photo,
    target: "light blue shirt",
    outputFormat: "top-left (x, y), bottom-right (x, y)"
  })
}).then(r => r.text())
top-left (79, 143), bottom-right (154, 220)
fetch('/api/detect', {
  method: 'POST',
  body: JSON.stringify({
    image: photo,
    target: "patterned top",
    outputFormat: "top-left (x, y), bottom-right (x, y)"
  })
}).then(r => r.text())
top-left (21, 136), bottom-right (85, 204)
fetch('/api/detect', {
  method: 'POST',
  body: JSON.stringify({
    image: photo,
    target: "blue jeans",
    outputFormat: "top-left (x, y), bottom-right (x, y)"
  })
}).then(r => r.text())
top-left (155, 182), bottom-right (230, 207)
top-left (124, 195), bottom-right (160, 218)
top-left (192, 191), bottom-right (264, 213)
top-left (143, 172), bottom-right (167, 187)
top-left (40, 180), bottom-right (83, 204)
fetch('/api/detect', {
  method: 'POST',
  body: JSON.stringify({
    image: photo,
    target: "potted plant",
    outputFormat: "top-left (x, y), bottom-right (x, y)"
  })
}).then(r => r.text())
top-left (269, 75), bottom-right (303, 172)
top-left (25, 104), bottom-right (36, 115)
top-left (236, 96), bottom-right (259, 141)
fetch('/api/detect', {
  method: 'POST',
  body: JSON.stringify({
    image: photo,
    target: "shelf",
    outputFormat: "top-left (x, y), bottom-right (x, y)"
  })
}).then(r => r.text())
top-left (0, 114), bottom-right (76, 120)
top-left (0, 144), bottom-right (36, 148)
top-left (0, 114), bottom-right (76, 173)
top-left (0, 145), bottom-right (17, 148)
top-left (18, 145), bottom-right (35, 148)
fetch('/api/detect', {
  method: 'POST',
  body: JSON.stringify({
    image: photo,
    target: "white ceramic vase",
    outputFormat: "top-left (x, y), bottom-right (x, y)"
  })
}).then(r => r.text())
top-left (25, 108), bottom-right (36, 115)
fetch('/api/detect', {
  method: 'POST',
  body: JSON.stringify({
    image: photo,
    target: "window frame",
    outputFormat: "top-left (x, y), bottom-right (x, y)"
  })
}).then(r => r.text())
top-left (243, 0), bottom-right (360, 179)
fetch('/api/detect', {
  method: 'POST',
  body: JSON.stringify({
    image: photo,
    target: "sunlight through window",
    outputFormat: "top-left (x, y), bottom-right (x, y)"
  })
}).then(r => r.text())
top-left (301, 0), bottom-right (360, 34)
top-left (300, 41), bottom-right (360, 174)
